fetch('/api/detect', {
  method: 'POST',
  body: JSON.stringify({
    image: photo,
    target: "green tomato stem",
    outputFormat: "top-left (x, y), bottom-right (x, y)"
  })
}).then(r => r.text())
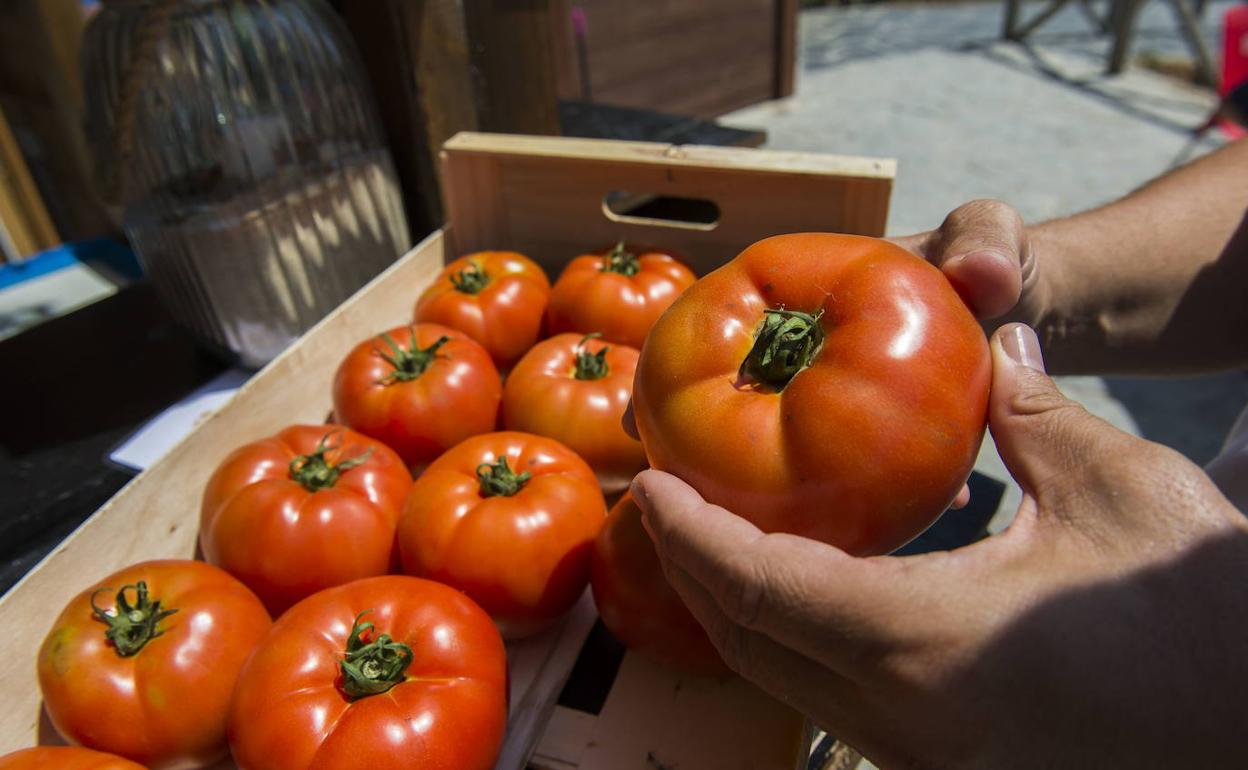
top-left (288, 430), bottom-right (374, 492)
top-left (739, 308), bottom-right (825, 391)
top-left (449, 263), bottom-right (490, 294)
top-left (476, 456), bottom-right (532, 497)
top-left (340, 610), bottom-right (413, 699)
top-left (600, 241), bottom-right (640, 277)
top-left (375, 328), bottom-right (450, 385)
top-left (90, 581), bottom-right (177, 658)
top-left (572, 333), bottom-right (610, 381)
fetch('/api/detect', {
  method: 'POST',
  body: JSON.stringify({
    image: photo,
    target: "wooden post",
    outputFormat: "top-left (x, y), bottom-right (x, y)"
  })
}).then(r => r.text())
top-left (462, 0), bottom-right (562, 136)
top-left (338, 0), bottom-right (480, 238)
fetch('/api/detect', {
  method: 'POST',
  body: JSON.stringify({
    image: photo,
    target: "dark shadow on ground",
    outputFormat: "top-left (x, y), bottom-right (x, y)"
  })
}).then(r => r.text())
top-left (1105, 373), bottom-right (1248, 466)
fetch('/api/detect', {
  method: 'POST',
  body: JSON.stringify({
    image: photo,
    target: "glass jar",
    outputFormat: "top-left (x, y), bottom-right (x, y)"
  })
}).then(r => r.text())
top-left (83, 0), bottom-right (410, 366)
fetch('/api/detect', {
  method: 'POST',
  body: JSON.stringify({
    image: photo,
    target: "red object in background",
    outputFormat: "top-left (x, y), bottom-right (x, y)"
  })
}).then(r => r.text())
top-left (1221, 4), bottom-right (1248, 137)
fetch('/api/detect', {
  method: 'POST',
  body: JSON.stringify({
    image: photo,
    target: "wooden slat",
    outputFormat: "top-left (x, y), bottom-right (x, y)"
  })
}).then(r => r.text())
top-left (462, 0), bottom-right (562, 136)
top-left (0, 105), bottom-right (58, 258)
top-left (442, 132), bottom-right (895, 277)
top-left (776, 0), bottom-right (799, 98)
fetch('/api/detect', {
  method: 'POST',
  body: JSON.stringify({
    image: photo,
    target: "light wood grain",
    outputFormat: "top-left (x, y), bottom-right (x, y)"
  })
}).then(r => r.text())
top-left (442, 132), bottom-right (895, 278)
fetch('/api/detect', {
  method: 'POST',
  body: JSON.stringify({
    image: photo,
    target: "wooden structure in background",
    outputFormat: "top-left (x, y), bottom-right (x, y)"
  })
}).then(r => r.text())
top-left (0, 0), bottom-right (112, 257)
top-left (0, 107), bottom-right (58, 262)
top-left (550, 0), bottom-right (799, 118)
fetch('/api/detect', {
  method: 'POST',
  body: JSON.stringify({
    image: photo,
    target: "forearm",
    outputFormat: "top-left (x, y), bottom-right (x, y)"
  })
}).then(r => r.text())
top-left (1022, 138), bottom-right (1248, 376)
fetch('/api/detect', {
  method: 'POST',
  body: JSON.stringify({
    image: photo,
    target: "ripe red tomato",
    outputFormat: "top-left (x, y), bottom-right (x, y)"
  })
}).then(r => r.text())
top-left (633, 233), bottom-right (990, 555)
top-left (414, 251), bottom-right (550, 369)
top-left (0, 747), bottom-right (146, 770)
top-left (591, 493), bottom-right (727, 676)
top-left (200, 425), bottom-right (412, 615)
top-left (228, 575), bottom-right (507, 770)
top-left (332, 323), bottom-right (502, 469)
top-left (397, 432), bottom-right (607, 638)
top-left (37, 560), bottom-right (271, 769)
top-left (546, 242), bottom-right (695, 349)
top-left (502, 333), bottom-right (645, 492)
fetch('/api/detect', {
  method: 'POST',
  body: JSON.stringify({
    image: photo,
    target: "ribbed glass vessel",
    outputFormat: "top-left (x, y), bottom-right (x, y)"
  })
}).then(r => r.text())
top-left (84, 0), bottom-right (409, 366)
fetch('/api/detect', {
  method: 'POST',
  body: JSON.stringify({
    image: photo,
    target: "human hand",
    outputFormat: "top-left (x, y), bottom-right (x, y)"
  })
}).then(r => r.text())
top-left (889, 199), bottom-right (1042, 323)
top-left (632, 323), bottom-right (1248, 769)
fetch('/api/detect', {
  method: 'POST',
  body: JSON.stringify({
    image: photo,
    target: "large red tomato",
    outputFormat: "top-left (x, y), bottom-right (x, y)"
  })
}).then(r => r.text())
top-left (414, 251), bottom-right (550, 369)
top-left (397, 432), bottom-right (607, 638)
top-left (0, 747), bottom-right (146, 770)
top-left (200, 425), bottom-right (412, 615)
top-left (546, 242), bottom-right (695, 349)
top-left (228, 576), bottom-right (507, 770)
top-left (37, 560), bottom-right (271, 769)
top-left (591, 493), bottom-right (727, 676)
top-left (332, 323), bottom-right (501, 469)
top-left (502, 333), bottom-right (645, 492)
top-left (633, 233), bottom-right (990, 555)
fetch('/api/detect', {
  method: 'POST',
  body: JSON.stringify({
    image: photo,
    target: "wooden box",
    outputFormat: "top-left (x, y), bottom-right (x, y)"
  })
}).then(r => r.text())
top-left (0, 132), bottom-right (894, 769)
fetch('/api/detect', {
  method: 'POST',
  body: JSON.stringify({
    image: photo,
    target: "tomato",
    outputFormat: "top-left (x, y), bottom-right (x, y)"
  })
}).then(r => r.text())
top-left (633, 233), bottom-right (991, 555)
top-left (502, 333), bottom-right (645, 492)
top-left (228, 575), bottom-right (506, 770)
top-left (546, 242), bottom-right (696, 349)
top-left (0, 747), bottom-right (146, 770)
top-left (590, 493), bottom-right (727, 675)
top-left (397, 432), bottom-right (607, 638)
top-left (332, 323), bottom-right (502, 470)
top-left (200, 425), bottom-right (412, 615)
top-left (414, 251), bottom-right (550, 369)
top-left (37, 560), bottom-right (271, 769)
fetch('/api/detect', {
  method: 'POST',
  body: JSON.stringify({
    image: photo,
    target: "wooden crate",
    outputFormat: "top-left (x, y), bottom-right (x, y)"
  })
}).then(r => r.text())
top-left (0, 132), bottom-right (894, 769)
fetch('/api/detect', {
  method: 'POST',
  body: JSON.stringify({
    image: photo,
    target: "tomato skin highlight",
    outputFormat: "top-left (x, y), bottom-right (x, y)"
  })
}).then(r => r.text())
top-left (633, 233), bottom-right (991, 555)
top-left (590, 493), bottom-right (728, 675)
top-left (546, 243), bottom-right (696, 350)
top-left (227, 575), bottom-right (507, 770)
top-left (332, 323), bottom-right (502, 471)
top-left (199, 425), bottom-right (412, 616)
top-left (414, 250), bottom-right (551, 369)
top-left (37, 560), bottom-right (271, 770)
top-left (397, 431), bottom-right (607, 639)
top-left (502, 333), bottom-right (645, 493)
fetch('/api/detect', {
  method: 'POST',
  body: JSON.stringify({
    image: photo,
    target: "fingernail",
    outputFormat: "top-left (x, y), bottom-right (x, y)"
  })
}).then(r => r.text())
top-left (999, 323), bottom-right (1045, 373)
top-left (630, 475), bottom-right (651, 510)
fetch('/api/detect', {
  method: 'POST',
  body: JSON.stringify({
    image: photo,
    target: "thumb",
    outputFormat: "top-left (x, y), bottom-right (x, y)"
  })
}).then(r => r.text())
top-left (988, 323), bottom-right (1130, 499)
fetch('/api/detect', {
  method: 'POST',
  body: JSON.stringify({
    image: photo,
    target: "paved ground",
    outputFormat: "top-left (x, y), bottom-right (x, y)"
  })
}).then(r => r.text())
top-left (722, 0), bottom-right (1248, 529)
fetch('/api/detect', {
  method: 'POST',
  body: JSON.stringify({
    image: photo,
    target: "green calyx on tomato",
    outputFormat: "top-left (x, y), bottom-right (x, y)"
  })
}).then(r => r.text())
top-left (288, 431), bottom-right (374, 492)
top-left (449, 263), bottom-right (491, 295)
top-left (740, 308), bottom-right (825, 391)
top-left (340, 610), bottom-right (414, 699)
top-left (90, 581), bottom-right (178, 657)
top-left (573, 333), bottom-right (609, 381)
top-left (476, 457), bottom-right (531, 497)
top-left (600, 242), bottom-right (640, 277)
top-left (375, 329), bottom-right (450, 385)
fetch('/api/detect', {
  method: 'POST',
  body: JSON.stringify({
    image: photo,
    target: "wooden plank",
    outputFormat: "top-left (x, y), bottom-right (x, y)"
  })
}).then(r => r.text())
top-left (548, 0), bottom-right (783, 118)
top-left (0, 105), bottom-right (58, 258)
top-left (339, 0), bottom-right (479, 236)
top-left (573, 652), bottom-right (808, 770)
top-left (462, 0), bottom-right (562, 136)
top-left (442, 132), bottom-right (895, 276)
top-left (776, 0), bottom-right (799, 98)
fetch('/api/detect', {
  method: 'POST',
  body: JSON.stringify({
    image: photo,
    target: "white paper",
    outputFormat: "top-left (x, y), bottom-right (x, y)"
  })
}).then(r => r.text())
top-left (109, 368), bottom-right (252, 471)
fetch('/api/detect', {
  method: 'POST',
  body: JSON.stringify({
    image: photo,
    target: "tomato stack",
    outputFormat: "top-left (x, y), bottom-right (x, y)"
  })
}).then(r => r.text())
top-left (22, 233), bottom-right (991, 770)
top-left (25, 241), bottom-right (706, 770)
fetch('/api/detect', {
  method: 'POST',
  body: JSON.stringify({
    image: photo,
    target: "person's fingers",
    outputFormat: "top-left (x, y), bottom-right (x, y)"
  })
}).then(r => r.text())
top-left (988, 324), bottom-right (1136, 507)
top-left (621, 398), bottom-right (639, 440)
top-left (631, 470), bottom-right (927, 674)
top-left (892, 199), bottom-right (1026, 319)
top-left (951, 483), bottom-right (971, 509)
top-left (659, 560), bottom-right (863, 728)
